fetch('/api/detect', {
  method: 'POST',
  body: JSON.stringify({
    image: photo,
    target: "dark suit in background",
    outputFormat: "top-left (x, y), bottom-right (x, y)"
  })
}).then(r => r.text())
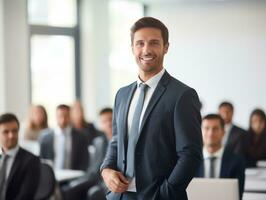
top-left (195, 148), bottom-right (245, 199)
top-left (39, 128), bottom-right (88, 170)
top-left (5, 147), bottom-right (41, 200)
top-left (101, 71), bottom-right (202, 200)
top-left (244, 130), bottom-right (266, 167)
top-left (225, 125), bottom-right (246, 155)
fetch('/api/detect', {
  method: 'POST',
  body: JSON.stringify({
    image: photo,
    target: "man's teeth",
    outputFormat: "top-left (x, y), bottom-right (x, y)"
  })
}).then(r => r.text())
top-left (141, 57), bottom-right (154, 61)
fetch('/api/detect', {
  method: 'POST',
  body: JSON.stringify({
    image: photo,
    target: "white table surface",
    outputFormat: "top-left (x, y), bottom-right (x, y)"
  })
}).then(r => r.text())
top-left (243, 192), bottom-right (266, 200)
top-left (55, 169), bottom-right (85, 182)
top-left (245, 168), bottom-right (266, 192)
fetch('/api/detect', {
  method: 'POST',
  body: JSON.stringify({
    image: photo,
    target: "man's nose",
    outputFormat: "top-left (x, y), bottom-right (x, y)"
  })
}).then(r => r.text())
top-left (142, 43), bottom-right (151, 54)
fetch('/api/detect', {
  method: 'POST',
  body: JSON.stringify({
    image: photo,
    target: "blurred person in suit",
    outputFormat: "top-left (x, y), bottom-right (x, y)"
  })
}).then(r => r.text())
top-left (39, 104), bottom-right (88, 170)
top-left (0, 113), bottom-right (40, 200)
top-left (244, 108), bottom-right (266, 167)
top-left (71, 100), bottom-right (99, 146)
top-left (195, 114), bottom-right (245, 199)
top-left (86, 107), bottom-right (114, 200)
top-left (218, 101), bottom-right (246, 155)
top-left (23, 104), bottom-right (49, 141)
top-left (61, 107), bottom-right (113, 200)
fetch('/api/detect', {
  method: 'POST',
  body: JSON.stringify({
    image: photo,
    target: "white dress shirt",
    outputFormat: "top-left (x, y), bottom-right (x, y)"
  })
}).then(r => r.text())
top-left (222, 123), bottom-right (232, 146)
top-left (54, 126), bottom-right (72, 169)
top-left (0, 145), bottom-right (19, 179)
top-left (203, 147), bottom-right (224, 178)
top-left (127, 68), bottom-right (165, 192)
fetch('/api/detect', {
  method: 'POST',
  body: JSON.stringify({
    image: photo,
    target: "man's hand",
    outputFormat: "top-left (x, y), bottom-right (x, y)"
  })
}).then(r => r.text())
top-left (101, 168), bottom-right (130, 193)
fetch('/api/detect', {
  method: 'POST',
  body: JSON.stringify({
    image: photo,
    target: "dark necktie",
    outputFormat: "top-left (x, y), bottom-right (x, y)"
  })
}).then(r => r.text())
top-left (209, 156), bottom-right (217, 178)
top-left (126, 83), bottom-right (148, 178)
top-left (0, 154), bottom-right (10, 200)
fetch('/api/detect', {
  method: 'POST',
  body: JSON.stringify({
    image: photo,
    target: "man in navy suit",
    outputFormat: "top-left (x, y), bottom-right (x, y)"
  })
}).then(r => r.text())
top-left (195, 114), bottom-right (245, 199)
top-left (101, 17), bottom-right (203, 200)
top-left (218, 101), bottom-right (246, 155)
top-left (0, 113), bottom-right (40, 200)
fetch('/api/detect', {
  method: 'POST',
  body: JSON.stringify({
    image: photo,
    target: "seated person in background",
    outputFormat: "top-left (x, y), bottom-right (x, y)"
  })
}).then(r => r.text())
top-left (99, 107), bottom-right (113, 141)
top-left (218, 101), bottom-right (246, 155)
top-left (61, 107), bottom-right (113, 200)
top-left (71, 101), bottom-right (99, 146)
top-left (0, 113), bottom-right (40, 200)
top-left (195, 114), bottom-right (245, 199)
top-left (23, 105), bottom-right (49, 141)
top-left (244, 108), bottom-right (266, 167)
top-left (87, 107), bottom-right (113, 200)
top-left (39, 104), bottom-right (88, 171)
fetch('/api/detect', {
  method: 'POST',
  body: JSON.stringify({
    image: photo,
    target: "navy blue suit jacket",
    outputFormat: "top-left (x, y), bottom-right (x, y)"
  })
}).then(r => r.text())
top-left (226, 125), bottom-right (246, 155)
top-left (195, 148), bottom-right (245, 199)
top-left (101, 71), bottom-right (203, 200)
top-left (6, 147), bottom-right (41, 200)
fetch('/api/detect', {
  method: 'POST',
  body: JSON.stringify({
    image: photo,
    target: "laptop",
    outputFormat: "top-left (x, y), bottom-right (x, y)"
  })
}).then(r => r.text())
top-left (186, 178), bottom-right (239, 200)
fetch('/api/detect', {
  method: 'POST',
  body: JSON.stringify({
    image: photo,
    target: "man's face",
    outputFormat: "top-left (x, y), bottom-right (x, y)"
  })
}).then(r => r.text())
top-left (219, 106), bottom-right (233, 124)
top-left (56, 109), bottom-right (70, 129)
top-left (202, 119), bottom-right (224, 148)
top-left (132, 27), bottom-right (169, 75)
top-left (0, 121), bottom-right (19, 150)
top-left (100, 112), bottom-right (113, 136)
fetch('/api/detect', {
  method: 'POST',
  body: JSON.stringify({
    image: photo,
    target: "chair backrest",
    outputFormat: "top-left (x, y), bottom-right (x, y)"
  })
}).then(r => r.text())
top-left (34, 161), bottom-right (56, 200)
top-left (187, 178), bottom-right (239, 200)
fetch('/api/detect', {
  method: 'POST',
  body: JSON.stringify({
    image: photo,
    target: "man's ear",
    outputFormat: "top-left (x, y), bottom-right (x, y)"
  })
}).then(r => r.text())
top-left (164, 42), bottom-right (169, 54)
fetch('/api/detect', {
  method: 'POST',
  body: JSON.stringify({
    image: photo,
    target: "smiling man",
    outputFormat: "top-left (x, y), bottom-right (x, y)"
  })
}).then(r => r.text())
top-left (0, 113), bottom-right (40, 200)
top-left (101, 17), bottom-right (203, 200)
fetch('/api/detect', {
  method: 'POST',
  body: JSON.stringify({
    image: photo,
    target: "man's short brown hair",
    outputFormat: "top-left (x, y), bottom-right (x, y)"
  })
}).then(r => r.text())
top-left (130, 17), bottom-right (169, 45)
top-left (0, 113), bottom-right (20, 128)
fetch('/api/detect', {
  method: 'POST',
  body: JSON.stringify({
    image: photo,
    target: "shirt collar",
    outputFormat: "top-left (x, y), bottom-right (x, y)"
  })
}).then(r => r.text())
top-left (203, 146), bottom-right (224, 159)
top-left (0, 145), bottom-right (19, 158)
top-left (137, 68), bottom-right (165, 90)
top-left (225, 123), bottom-right (233, 133)
top-left (55, 125), bottom-right (71, 136)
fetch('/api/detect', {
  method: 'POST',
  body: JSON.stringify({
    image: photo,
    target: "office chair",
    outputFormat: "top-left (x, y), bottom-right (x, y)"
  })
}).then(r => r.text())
top-left (34, 161), bottom-right (56, 200)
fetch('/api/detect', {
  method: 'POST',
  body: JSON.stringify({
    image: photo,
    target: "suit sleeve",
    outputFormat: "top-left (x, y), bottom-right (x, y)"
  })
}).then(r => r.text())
top-left (100, 89), bottom-right (120, 172)
top-left (15, 156), bottom-right (41, 200)
top-left (235, 155), bottom-right (245, 200)
top-left (159, 88), bottom-right (203, 199)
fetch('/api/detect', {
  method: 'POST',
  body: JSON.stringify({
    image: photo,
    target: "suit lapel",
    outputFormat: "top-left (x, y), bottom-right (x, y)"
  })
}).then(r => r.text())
top-left (137, 71), bottom-right (170, 140)
top-left (220, 150), bottom-right (229, 177)
top-left (7, 148), bottom-right (23, 186)
top-left (122, 82), bottom-right (137, 152)
top-left (227, 125), bottom-right (235, 146)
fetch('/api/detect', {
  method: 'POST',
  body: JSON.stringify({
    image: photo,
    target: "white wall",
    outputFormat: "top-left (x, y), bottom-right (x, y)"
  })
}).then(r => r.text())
top-left (148, 0), bottom-right (266, 128)
top-left (3, 0), bottom-right (29, 120)
top-left (0, 0), bottom-right (5, 112)
top-left (80, 0), bottom-right (110, 123)
top-left (0, 0), bottom-right (29, 121)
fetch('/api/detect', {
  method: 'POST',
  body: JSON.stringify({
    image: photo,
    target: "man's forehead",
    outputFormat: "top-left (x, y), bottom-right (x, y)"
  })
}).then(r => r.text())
top-left (0, 121), bottom-right (19, 129)
top-left (202, 119), bottom-right (221, 126)
top-left (133, 28), bottom-right (163, 40)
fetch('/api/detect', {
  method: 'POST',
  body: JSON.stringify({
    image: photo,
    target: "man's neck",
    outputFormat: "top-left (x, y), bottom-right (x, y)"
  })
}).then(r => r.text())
top-left (139, 67), bottom-right (163, 82)
top-left (206, 145), bottom-right (222, 154)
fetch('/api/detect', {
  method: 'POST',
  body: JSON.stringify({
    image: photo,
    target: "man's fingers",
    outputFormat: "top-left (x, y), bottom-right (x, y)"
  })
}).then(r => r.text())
top-left (117, 172), bottom-right (130, 184)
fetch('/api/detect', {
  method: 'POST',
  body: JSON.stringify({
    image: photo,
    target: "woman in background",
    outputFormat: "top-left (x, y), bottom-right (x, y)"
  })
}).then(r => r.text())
top-left (70, 100), bottom-right (99, 145)
top-left (24, 105), bottom-right (48, 140)
top-left (245, 108), bottom-right (266, 167)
